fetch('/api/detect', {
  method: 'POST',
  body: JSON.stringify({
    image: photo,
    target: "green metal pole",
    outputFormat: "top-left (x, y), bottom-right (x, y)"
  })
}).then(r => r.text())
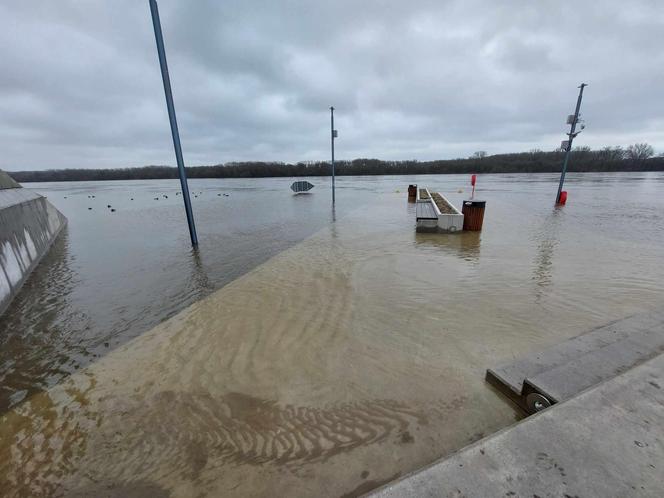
top-left (556, 83), bottom-right (587, 204)
top-left (330, 106), bottom-right (335, 204)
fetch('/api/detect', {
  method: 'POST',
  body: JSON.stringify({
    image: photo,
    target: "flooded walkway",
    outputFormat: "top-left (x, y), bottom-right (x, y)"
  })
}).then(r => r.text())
top-left (2, 175), bottom-right (664, 497)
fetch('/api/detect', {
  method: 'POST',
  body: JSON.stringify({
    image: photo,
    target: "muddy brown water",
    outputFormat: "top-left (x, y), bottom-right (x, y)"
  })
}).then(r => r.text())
top-left (1, 173), bottom-right (664, 497)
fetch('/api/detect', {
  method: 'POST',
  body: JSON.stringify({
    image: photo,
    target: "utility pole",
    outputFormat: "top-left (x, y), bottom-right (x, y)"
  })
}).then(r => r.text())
top-left (330, 106), bottom-right (337, 204)
top-left (149, 0), bottom-right (198, 246)
top-left (556, 83), bottom-right (587, 205)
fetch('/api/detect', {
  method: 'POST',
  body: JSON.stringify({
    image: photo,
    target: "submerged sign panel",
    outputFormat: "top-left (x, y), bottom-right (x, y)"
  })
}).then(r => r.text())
top-left (290, 181), bottom-right (314, 193)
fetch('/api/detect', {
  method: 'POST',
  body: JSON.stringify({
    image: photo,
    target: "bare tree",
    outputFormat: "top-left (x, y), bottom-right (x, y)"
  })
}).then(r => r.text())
top-left (625, 143), bottom-right (654, 163)
top-left (598, 146), bottom-right (624, 161)
top-left (472, 151), bottom-right (487, 160)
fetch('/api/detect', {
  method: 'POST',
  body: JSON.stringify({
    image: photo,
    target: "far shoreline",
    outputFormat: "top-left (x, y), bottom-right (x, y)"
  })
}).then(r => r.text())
top-left (8, 152), bottom-right (664, 183)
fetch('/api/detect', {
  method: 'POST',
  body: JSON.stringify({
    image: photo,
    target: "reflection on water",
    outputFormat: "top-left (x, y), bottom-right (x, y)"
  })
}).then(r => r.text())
top-left (531, 207), bottom-right (565, 301)
top-left (0, 228), bottom-right (94, 409)
top-left (415, 231), bottom-right (482, 262)
top-left (1, 173), bottom-right (664, 497)
top-left (189, 249), bottom-right (214, 301)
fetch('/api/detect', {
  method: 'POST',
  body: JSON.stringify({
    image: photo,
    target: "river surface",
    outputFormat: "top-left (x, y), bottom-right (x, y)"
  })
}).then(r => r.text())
top-left (1, 172), bottom-right (664, 497)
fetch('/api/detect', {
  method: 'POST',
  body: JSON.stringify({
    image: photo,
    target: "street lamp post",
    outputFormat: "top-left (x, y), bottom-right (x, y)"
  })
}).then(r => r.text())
top-left (330, 106), bottom-right (337, 204)
top-left (149, 0), bottom-right (198, 246)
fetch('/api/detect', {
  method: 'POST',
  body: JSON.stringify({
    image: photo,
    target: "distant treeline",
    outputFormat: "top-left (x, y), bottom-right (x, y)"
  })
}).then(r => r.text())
top-left (9, 145), bottom-right (663, 183)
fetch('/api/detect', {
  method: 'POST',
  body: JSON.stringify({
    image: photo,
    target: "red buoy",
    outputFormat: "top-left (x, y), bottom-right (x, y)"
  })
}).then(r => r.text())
top-left (558, 191), bottom-right (568, 205)
top-left (471, 174), bottom-right (477, 186)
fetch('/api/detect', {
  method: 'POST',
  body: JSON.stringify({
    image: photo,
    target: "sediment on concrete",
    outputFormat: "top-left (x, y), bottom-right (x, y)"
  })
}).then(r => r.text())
top-left (369, 352), bottom-right (664, 498)
top-left (0, 182), bottom-right (67, 315)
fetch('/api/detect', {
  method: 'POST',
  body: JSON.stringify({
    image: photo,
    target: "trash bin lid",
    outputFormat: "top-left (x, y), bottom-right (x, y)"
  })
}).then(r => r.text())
top-left (463, 200), bottom-right (486, 207)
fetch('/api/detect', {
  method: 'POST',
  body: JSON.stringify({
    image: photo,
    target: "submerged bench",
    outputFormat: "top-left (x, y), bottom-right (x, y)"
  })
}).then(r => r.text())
top-left (415, 188), bottom-right (463, 232)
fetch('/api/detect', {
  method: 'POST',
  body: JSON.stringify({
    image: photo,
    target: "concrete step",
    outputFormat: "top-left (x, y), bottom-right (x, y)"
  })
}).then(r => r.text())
top-left (486, 311), bottom-right (664, 401)
top-left (525, 325), bottom-right (664, 403)
top-left (369, 353), bottom-right (664, 498)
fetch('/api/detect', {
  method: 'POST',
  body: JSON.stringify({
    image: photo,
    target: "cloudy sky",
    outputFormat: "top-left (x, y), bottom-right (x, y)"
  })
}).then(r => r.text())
top-left (1, 1), bottom-right (663, 171)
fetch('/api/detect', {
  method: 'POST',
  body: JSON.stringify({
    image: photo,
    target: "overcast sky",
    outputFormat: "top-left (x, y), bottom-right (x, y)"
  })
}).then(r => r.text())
top-left (1, 1), bottom-right (663, 171)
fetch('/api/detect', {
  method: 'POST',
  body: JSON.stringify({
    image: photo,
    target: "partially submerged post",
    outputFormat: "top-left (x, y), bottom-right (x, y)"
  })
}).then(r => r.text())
top-left (330, 106), bottom-right (337, 204)
top-left (556, 83), bottom-right (588, 205)
top-left (149, 0), bottom-right (198, 246)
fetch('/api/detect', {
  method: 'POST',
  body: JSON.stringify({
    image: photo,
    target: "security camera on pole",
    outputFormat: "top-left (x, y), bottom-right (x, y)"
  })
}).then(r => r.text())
top-left (556, 83), bottom-right (588, 205)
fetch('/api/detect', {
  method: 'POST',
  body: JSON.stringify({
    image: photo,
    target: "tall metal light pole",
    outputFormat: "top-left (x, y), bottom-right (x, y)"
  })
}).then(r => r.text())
top-left (556, 83), bottom-right (587, 205)
top-left (149, 0), bottom-right (198, 246)
top-left (330, 106), bottom-right (337, 204)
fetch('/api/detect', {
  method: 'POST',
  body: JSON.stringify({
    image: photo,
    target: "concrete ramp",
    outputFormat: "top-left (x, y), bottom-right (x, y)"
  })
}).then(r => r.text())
top-left (486, 311), bottom-right (664, 412)
top-left (369, 352), bottom-right (664, 498)
top-left (0, 172), bottom-right (67, 315)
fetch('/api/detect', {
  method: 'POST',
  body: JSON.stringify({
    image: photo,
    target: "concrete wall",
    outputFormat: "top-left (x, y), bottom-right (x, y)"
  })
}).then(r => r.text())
top-left (0, 185), bottom-right (67, 316)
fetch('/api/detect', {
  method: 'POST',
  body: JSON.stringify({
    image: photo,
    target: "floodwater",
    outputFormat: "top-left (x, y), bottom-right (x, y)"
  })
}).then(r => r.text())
top-left (1, 173), bottom-right (664, 497)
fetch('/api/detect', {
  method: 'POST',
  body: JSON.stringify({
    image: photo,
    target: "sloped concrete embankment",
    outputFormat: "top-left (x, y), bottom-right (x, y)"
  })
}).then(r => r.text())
top-left (0, 177), bottom-right (67, 315)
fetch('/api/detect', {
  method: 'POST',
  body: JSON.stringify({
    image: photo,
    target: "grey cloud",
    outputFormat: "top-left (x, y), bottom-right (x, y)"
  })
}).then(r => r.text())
top-left (1, 0), bottom-right (663, 170)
